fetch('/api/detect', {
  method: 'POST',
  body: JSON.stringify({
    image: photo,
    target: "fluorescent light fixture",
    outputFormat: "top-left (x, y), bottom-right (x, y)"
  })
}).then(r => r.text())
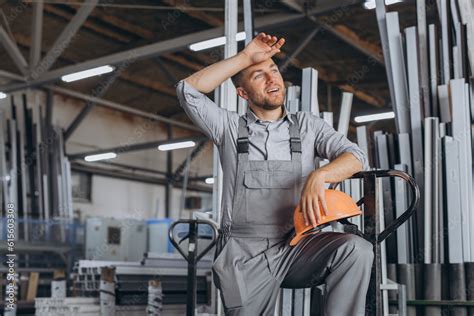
top-left (363, 0), bottom-right (403, 9)
top-left (354, 111), bottom-right (395, 123)
top-left (158, 141), bottom-right (196, 151)
top-left (0, 92), bottom-right (7, 99)
top-left (189, 32), bottom-right (246, 51)
top-left (363, 1), bottom-right (376, 9)
top-left (61, 65), bottom-right (114, 82)
top-left (84, 152), bottom-right (117, 162)
top-left (205, 177), bottom-right (215, 184)
top-left (386, 0), bottom-right (403, 4)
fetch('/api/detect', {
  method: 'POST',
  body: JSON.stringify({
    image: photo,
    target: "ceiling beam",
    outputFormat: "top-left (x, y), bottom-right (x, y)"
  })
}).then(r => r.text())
top-left (0, 12), bottom-right (305, 92)
top-left (30, 0), bottom-right (44, 70)
top-left (119, 71), bottom-right (177, 96)
top-left (161, 53), bottom-right (203, 72)
top-left (43, 4), bottom-right (132, 43)
top-left (162, 0), bottom-right (224, 27)
top-left (11, 32), bottom-right (177, 97)
top-left (68, 135), bottom-right (207, 160)
top-left (89, 7), bottom-right (155, 39)
top-left (277, 50), bottom-right (384, 107)
top-left (48, 85), bottom-right (201, 132)
top-left (71, 162), bottom-right (212, 193)
top-left (280, 0), bottom-right (384, 65)
top-left (33, 0), bottom-right (99, 77)
top-left (168, 0), bottom-right (384, 106)
top-left (0, 27), bottom-right (29, 75)
top-left (280, 27), bottom-right (321, 72)
top-left (60, 4), bottom-right (205, 74)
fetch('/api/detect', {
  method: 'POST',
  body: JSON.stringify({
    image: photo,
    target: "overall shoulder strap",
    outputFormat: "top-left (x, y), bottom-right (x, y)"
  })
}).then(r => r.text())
top-left (237, 116), bottom-right (249, 162)
top-left (289, 114), bottom-right (302, 157)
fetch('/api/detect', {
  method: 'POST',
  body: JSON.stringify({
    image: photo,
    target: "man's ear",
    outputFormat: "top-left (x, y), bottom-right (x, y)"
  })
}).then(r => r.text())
top-left (236, 87), bottom-right (249, 101)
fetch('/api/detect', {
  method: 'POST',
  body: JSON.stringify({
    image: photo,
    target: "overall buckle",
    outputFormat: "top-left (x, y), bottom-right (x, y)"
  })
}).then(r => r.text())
top-left (237, 137), bottom-right (249, 153)
top-left (290, 137), bottom-right (302, 153)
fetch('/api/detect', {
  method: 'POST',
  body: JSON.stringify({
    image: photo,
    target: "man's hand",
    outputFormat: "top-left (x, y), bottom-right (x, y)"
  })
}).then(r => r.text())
top-left (299, 170), bottom-right (329, 227)
top-left (240, 33), bottom-right (285, 65)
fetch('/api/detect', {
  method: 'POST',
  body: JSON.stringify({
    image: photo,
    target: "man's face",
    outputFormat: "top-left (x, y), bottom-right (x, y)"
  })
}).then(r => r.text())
top-left (236, 59), bottom-right (286, 111)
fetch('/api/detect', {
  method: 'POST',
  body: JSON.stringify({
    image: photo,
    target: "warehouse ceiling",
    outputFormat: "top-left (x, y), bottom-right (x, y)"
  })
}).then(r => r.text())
top-left (0, 0), bottom-right (438, 135)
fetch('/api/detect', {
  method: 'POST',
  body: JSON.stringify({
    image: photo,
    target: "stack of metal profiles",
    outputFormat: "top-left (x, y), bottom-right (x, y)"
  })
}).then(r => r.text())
top-left (35, 298), bottom-right (100, 316)
top-left (0, 91), bottom-right (74, 241)
top-left (369, 0), bottom-right (474, 315)
top-left (35, 297), bottom-right (150, 316)
top-left (72, 256), bottom-right (213, 308)
top-left (0, 91), bottom-right (79, 299)
top-left (272, 2), bottom-right (474, 312)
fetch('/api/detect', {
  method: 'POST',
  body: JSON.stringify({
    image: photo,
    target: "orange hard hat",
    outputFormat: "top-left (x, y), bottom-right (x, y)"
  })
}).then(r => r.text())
top-left (290, 189), bottom-right (362, 246)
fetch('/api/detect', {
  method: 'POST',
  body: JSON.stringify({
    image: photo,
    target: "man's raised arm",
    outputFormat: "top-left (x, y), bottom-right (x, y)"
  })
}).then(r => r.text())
top-left (184, 33), bottom-right (285, 93)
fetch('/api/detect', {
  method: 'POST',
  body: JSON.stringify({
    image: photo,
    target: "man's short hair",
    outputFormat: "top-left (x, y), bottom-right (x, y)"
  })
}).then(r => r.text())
top-left (231, 70), bottom-right (244, 88)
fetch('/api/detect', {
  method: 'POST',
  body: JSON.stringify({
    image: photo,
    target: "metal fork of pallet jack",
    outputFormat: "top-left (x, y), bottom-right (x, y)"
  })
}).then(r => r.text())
top-left (349, 170), bottom-right (420, 316)
top-left (169, 219), bottom-right (218, 316)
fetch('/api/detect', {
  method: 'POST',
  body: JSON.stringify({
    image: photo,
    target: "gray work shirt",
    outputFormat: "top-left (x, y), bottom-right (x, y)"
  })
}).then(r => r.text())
top-left (175, 79), bottom-right (368, 227)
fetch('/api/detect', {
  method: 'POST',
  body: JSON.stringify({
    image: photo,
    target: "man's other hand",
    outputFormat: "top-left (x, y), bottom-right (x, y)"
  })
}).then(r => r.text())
top-left (240, 33), bottom-right (285, 65)
top-left (299, 170), bottom-right (329, 227)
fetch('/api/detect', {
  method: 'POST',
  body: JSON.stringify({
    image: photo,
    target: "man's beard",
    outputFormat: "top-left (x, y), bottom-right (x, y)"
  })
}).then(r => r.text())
top-left (250, 91), bottom-right (286, 111)
top-left (253, 101), bottom-right (283, 110)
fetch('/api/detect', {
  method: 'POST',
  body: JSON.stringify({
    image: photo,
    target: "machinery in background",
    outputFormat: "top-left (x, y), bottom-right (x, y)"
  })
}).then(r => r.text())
top-left (70, 255), bottom-right (215, 315)
top-left (85, 217), bottom-right (147, 262)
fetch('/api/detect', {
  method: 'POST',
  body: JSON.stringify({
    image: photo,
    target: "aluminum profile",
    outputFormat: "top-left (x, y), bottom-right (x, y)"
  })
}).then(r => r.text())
top-left (301, 68), bottom-right (319, 115)
top-left (386, 12), bottom-right (411, 134)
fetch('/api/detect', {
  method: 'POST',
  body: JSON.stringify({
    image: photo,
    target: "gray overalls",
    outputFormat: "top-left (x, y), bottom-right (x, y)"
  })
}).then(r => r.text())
top-left (212, 115), bottom-right (374, 316)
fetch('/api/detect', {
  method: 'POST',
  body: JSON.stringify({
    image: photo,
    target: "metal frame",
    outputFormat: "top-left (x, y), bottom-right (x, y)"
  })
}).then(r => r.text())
top-left (450, 79), bottom-right (472, 261)
top-left (375, 0), bottom-right (396, 114)
top-left (67, 135), bottom-right (207, 160)
top-left (416, 0), bottom-right (430, 118)
top-left (286, 85), bottom-right (301, 114)
top-left (29, 0), bottom-right (44, 71)
top-left (172, 140), bottom-right (208, 181)
top-left (48, 85), bottom-right (200, 132)
top-left (356, 126), bottom-right (369, 165)
top-left (32, 0), bottom-right (99, 76)
top-left (279, 28), bottom-right (320, 73)
top-left (437, 84), bottom-right (451, 122)
top-left (442, 136), bottom-right (463, 263)
top-left (337, 92), bottom-right (353, 137)
top-left (450, 0), bottom-right (464, 79)
top-left (405, 28), bottom-right (425, 259)
top-left (386, 12), bottom-right (411, 134)
top-left (0, 13), bottom-right (307, 92)
top-left (440, 0), bottom-right (451, 84)
top-left (0, 27), bottom-right (29, 76)
top-left (423, 117), bottom-right (441, 264)
top-left (394, 164), bottom-right (410, 264)
top-left (428, 24), bottom-right (439, 117)
top-left (301, 68), bottom-right (319, 115)
top-left (243, 0), bottom-right (254, 45)
top-left (63, 73), bottom-right (118, 140)
top-left (71, 162), bottom-right (211, 193)
top-left (280, 0), bottom-right (384, 65)
top-left (155, 57), bottom-right (177, 83)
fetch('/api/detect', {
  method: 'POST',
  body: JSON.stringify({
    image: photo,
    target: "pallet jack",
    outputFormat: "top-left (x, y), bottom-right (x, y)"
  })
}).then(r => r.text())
top-left (170, 169), bottom-right (419, 316)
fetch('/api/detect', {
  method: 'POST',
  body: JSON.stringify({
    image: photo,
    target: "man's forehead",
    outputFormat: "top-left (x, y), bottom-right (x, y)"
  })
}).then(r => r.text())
top-left (244, 59), bottom-right (277, 74)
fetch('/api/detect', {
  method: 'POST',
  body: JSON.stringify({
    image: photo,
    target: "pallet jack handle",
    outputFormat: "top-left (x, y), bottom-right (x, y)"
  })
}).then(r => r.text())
top-left (169, 219), bottom-right (219, 316)
top-left (350, 169), bottom-right (420, 244)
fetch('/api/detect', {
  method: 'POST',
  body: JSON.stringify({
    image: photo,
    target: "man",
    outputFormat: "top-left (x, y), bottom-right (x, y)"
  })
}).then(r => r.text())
top-left (176, 33), bottom-right (373, 315)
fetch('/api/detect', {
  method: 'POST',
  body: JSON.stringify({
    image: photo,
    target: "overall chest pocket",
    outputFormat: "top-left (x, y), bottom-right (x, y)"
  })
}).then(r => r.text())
top-left (243, 171), bottom-right (296, 225)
